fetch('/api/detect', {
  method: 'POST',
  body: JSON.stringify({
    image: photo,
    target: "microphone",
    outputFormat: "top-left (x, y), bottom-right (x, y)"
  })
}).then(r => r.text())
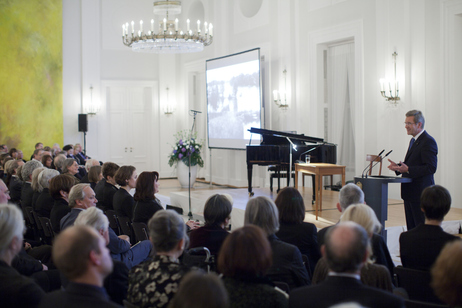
top-left (362, 149), bottom-right (384, 178)
top-left (368, 150), bottom-right (393, 176)
top-left (190, 110), bottom-right (202, 113)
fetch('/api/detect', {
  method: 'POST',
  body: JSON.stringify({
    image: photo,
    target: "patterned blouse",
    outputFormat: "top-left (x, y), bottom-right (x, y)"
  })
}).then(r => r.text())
top-left (127, 255), bottom-right (188, 308)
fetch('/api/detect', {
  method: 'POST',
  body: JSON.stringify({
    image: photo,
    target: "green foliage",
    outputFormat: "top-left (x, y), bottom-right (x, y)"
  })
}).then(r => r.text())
top-left (168, 130), bottom-right (204, 168)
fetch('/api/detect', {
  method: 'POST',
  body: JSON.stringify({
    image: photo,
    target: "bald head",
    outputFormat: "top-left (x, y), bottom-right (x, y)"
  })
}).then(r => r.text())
top-left (324, 221), bottom-right (368, 273)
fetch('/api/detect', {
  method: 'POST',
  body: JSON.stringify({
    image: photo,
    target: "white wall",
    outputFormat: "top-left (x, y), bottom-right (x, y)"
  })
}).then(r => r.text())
top-left (62, 0), bottom-right (462, 207)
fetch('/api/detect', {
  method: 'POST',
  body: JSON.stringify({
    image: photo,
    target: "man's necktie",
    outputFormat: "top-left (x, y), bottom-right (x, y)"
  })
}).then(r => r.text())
top-left (409, 138), bottom-right (415, 151)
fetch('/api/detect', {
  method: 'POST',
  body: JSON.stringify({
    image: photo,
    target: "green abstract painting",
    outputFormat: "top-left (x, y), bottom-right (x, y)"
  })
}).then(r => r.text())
top-left (0, 0), bottom-right (63, 158)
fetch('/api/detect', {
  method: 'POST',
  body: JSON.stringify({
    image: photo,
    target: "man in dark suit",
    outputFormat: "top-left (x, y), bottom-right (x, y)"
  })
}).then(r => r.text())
top-left (60, 184), bottom-right (98, 231)
top-left (400, 185), bottom-right (460, 271)
top-left (290, 222), bottom-right (404, 308)
top-left (39, 225), bottom-right (121, 308)
top-left (388, 110), bottom-right (438, 230)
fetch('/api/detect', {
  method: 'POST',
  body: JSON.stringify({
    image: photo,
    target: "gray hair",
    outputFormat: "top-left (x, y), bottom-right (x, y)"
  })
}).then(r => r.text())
top-left (339, 183), bottom-right (364, 211)
top-left (74, 207), bottom-right (109, 232)
top-left (62, 158), bottom-right (76, 173)
top-left (69, 183), bottom-right (90, 208)
top-left (0, 203), bottom-right (24, 256)
top-left (148, 210), bottom-right (187, 253)
top-left (38, 169), bottom-right (60, 189)
top-left (406, 109), bottom-right (425, 128)
top-left (31, 167), bottom-right (46, 192)
top-left (85, 159), bottom-right (99, 172)
top-left (4, 160), bottom-right (18, 175)
top-left (324, 221), bottom-right (368, 273)
top-left (16, 165), bottom-right (24, 181)
top-left (244, 196), bottom-right (279, 236)
top-left (54, 154), bottom-right (67, 170)
top-left (21, 160), bottom-right (43, 182)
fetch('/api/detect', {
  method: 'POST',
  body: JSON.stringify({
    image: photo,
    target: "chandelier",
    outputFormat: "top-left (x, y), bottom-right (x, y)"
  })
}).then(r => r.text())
top-left (122, 1), bottom-right (213, 53)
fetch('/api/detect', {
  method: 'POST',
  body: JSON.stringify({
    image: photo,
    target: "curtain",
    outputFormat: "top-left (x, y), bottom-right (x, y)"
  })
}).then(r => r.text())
top-left (327, 43), bottom-right (355, 177)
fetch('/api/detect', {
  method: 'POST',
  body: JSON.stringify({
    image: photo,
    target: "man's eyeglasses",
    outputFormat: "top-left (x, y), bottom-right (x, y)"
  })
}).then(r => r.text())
top-left (404, 122), bottom-right (416, 126)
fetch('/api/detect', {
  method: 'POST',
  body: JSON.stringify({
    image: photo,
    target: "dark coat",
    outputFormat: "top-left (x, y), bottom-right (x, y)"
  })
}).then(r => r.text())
top-left (113, 189), bottom-right (135, 221)
top-left (189, 224), bottom-right (230, 256)
top-left (132, 198), bottom-right (163, 225)
top-left (50, 198), bottom-right (71, 234)
top-left (35, 188), bottom-right (54, 218)
top-left (97, 181), bottom-right (118, 212)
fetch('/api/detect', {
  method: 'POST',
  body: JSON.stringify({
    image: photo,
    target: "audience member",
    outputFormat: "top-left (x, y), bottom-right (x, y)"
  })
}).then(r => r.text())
top-left (74, 143), bottom-right (89, 165)
top-left (189, 193), bottom-right (232, 256)
top-left (31, 166), bottom-right (46, 209)
top-left (80, 159), bottom-right (100, 184)
top-left (54, 154), bottom-right (67, 173)
top-left (74, 207), bottom-right (129, 305)
top-left (62, 144), bottom-right (75, 159)
top-left (63, 158), bottom-right (82, 181)
top-left (35, 169), bottom-right (60, 217)
top-left (88, 165), bottom-right (103, 190)
top-left (17, 149), bottom-right (26, 162)
top-left (0, 144), bottom-right (8, 153)
top-left (49, 174), bottom-right (74, 233)
top-left (32, 149), bottom-right (44, 162)
top-left (317, 183), bottom-right (394, 275)
top-left (169, 270), bottom-right (229, 308)
top-left (128, 210), bottom-right (189, 308)
top-left (400, 185), bottom-right (460, 271)
top-left (0, 203), bottom-right (45, 307)
top-left (52, 143), bottom-right (61, 155)
top-left (275, 187), bottom-right (321, 274)
top-left (289, 222), bottom-right (404, 308)
top-left (41, 154), bottom-right (53, 169)
top-left (245, 196), bottom-right (310, 290)
top-left (5, 159), bottom-right (24, 206)
top-left (39, 225), bottom-right (121, 308)
top-left (95, 162), bottom-right (119, 212)
top-left (60, 183), bottom-right (98, 231)
top-left (132, 171), bottom-right (163, 224)
top-left (113, 165), bottom-right (137, 220)
top-left (431, 240), bottom-right (462, 307)
top-left (0, 179), bottom-right (11, 203)
top-left (313, 203), bottom-right (394, 292)
top-left (218, 225), bottom-right (288, 308)
top-left (8, 148), bottom-right (18, 159)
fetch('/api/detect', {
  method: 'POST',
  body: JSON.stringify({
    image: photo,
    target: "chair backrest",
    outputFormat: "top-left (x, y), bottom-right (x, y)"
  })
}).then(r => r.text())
top-left (105, 210), bottom-right (120, 235)
top-left (394, 266), bottom-right (444, 304)
top-left (24, 206), bottom-right (36, 227)
top-left (301, 254), bottom-right (313, 280)
top-left (182, 247), bottom-right (214, 272)
top-left (131, 222), bottom-right (149, 242)
top-left (366, 154), bottom-right (382, 176)
top-left (39, 217), bottom-right (55, 241)
top-left (116, 215), bottom-right (132, 238)
top-left (273, 281), bottom-right (290, 294)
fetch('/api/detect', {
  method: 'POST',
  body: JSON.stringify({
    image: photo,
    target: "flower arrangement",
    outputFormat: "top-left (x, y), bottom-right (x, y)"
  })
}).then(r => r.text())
top-left (168, 130), bottom-right (204, 168)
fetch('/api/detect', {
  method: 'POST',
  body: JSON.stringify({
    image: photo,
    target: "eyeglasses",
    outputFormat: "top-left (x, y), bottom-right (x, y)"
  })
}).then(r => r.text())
top-left (404, 122), bottom-right (416, 126)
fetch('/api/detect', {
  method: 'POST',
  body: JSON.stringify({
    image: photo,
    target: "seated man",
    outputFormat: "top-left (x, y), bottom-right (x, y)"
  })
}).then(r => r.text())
top-left (400, 185), bottom-right (460, 271)
top-left (39, 225), bottom-right (121, 308)
top-left (290, 222), bottom-right (404, 308)
top-left (95, 162), bottom-right (119, 212)
top-left (60, 184), bottom-right (98, 231)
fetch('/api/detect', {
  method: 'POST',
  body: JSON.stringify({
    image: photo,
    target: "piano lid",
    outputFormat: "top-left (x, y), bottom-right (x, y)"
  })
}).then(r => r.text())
top-left (248, 127), bottom-right (324, 145)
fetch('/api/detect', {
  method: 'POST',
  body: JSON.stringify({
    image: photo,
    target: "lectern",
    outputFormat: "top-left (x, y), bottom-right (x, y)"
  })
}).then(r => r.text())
top-left (354, 175), bottom-right (411, 241)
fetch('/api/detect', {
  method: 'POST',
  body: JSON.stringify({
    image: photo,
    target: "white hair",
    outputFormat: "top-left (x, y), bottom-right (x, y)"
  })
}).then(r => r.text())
top-left (38, 169), bottom-right (60, 189)
top-left (0, 204), bottom-right (24, 256)
top-left (74, 207), bottom-right (109, 232)
top-left (85, 159), bottom-right (99, 172)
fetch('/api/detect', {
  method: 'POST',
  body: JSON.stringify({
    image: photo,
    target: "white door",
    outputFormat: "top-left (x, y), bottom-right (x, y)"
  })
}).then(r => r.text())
top-left (104, 82), bottom-right (158, 173)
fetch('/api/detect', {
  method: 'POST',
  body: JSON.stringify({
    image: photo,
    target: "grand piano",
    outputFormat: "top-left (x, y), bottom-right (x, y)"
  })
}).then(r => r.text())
top-left (246, 127), bottom-right (337, 195)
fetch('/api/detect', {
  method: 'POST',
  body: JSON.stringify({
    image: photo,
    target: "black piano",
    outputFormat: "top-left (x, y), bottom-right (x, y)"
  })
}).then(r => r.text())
top-left (247, 127), bottom-right (337, 195)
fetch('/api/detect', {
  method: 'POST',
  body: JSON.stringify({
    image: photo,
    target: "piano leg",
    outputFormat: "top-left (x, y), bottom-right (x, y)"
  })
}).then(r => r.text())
top-left (247, 164), bottom-right (254, 196)
top-left (277, 165), bottom-right (281, 193)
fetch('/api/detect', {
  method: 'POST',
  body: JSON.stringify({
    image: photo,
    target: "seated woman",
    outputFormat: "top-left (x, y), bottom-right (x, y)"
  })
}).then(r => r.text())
top-left (73, 143), bottom-right (88, 165)
top-left (312, 203), bottom-right (393, 292)
top-left (35, 169), bottom-right (60, 218)
top-left (132, 171), bottom-right (163, 225)
top-left (49, 174), bottom-right (75, 234)
top-left (62, 144), bottom-right (75, 159)
top-left (245, 196), bottom-right (310, 290)
top-left (62, 158), bottom-right (81, 181)
top-left (189, 194), bottom-right (232, 256)
top-left (113, 165), bottom-right (137, 220)
top-left (41, 154), bottom-right (53, 169)
top-left (218, 225), bottom-right (288, 308)
top-left (0, 204), bottom-right (45, 307)
top-left (31, 167), bottom-right (46, 210)
top-left (5, 160), bottom-right (23, 206)
top-left (128, 210), bottom-right (189, 308)
top-left (87, 165), bottom-right (102, 190)
top-left (275, 187), bottom-right (321, 275)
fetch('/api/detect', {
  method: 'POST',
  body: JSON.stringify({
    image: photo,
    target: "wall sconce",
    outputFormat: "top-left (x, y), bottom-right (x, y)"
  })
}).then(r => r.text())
top-left (273, 69), bottom-right (289, 110)
top-left (379, 52), bottom-right (400, 104)
top-left (85, 86), bottom-right (100, 115)
top-left (163, 87), bottom-right (175, 114)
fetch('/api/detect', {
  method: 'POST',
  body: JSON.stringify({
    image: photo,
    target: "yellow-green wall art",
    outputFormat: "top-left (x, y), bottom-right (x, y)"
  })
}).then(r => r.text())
top-left (0, 0), bottom-right (63, 158)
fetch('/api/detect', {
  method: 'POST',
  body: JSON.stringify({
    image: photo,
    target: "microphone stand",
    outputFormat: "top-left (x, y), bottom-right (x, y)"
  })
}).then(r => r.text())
top-left (188, 111), bottom-right (199, 219)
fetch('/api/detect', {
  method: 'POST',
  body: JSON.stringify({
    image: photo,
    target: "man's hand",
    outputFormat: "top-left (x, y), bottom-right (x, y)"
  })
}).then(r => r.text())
top-left (24, 242), bottom-right (32, 251)
top-left (118, 235), bottom-right (130, 243)
top-left (42, 264), bottom-right (48, 271)
top-left (388, 159), bottom-right (409, 173)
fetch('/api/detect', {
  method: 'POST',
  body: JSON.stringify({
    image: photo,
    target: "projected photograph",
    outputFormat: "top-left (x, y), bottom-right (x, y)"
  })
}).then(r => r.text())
top-left (207, 59), bottom-right (261, 148)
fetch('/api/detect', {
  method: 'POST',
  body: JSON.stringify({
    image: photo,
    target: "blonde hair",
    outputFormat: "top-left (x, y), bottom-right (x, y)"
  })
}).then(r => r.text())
top-left (340, 203), bottom-right (382, 235)
top-left (31, 167), bottom-right (46, 192)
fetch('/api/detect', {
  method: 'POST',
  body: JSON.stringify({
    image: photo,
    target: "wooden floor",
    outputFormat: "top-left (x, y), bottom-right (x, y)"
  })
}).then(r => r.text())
top-left (159, 178), bottom-right (462, 230)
